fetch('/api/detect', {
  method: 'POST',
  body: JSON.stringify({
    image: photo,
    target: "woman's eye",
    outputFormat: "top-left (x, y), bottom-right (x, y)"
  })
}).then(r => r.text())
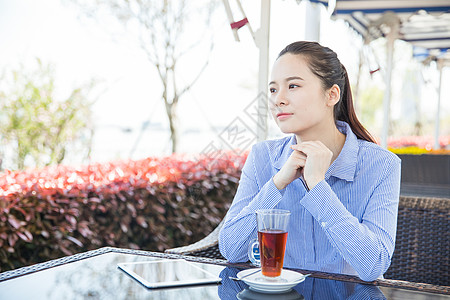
top-left (289, 84), bottom-right (299, 89)
top-left (269, 88), bottom-right (277, 94)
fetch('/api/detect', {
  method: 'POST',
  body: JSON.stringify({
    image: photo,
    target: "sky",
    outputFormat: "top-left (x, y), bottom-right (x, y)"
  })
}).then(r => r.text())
top-left (0, 0), bottom-right (448, 169)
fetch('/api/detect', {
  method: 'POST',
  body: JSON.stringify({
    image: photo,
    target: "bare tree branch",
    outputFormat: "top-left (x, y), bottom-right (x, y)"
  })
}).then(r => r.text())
top-left (68, 0), bottom-right (218, 153)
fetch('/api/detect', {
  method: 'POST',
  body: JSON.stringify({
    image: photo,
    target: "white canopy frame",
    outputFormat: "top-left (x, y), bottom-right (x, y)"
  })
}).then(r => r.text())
top-left (222, 0), bottom-right (271, 142)
top-left (222, 1), bottom-right (450, 146)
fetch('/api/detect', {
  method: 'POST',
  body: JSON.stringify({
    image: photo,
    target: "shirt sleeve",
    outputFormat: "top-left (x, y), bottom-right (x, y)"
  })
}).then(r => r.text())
top-left (300, 155), bottom-right (401, 282)
top-left (218, 145), bottom-right (284, 263)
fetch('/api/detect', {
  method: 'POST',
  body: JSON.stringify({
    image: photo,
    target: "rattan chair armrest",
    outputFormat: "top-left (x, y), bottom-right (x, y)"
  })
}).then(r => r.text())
top-left (165, 220), bottom-right (224, 255)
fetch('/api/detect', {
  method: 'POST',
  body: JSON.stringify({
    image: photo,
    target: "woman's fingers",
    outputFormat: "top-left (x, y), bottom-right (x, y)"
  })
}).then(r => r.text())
top-left (291, 141), bottom-right (327, 154)
top-left (275, 141), bottom-right (333, 190)
top-left (289, 148), bottom-right (307, 164)
top-left (273, 149), bottom-right (306, 190)
top-left (291, 141), bottom-right (333, 189)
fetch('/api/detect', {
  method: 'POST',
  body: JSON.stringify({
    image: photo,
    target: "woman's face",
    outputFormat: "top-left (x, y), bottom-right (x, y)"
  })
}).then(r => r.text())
top-left (269, 53), bottom-right (334, 138)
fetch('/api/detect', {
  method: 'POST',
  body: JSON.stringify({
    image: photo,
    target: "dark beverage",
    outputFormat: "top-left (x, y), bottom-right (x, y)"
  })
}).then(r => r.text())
top-left (258, 229), bottom-right (288, 277)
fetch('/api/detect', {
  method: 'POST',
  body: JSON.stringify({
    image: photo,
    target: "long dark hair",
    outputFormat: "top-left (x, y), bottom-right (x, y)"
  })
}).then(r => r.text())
top-left (278, 41), bottom-right (376, 143)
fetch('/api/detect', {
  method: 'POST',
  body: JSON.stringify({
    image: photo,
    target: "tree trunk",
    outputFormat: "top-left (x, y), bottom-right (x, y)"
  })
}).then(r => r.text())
top-left (165, 99), bottom-right (178, 154)
top-left (168, 110), bottom-right (178, 154)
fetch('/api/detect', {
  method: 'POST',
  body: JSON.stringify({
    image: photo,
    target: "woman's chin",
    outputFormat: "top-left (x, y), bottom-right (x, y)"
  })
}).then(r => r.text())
top-left (277, 126), bottom-right (296, 135)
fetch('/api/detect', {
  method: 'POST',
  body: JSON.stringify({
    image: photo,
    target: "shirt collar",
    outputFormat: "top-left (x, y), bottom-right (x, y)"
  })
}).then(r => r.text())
top-left (326, 121), bottom-right (358, 182)
top-left (272, 121), bottom-right (358, 182)
top-left (272, 135), bottom-right (296, 170)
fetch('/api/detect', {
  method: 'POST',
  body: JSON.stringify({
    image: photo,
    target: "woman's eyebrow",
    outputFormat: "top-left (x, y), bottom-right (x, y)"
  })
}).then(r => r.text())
top-left (286, 76), bottom-right (304, 81)
top-left (269, 76), bottom-right (304, 86)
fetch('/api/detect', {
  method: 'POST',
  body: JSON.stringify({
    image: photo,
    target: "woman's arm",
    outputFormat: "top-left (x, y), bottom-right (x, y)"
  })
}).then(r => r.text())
top-left (300, 155), bottom-right (401, 281)
top-left (218, 145), bottom-right (284, 262)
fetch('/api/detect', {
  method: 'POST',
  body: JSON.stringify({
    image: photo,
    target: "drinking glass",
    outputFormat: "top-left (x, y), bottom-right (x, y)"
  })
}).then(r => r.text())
top-left (248, 209), bottom-right (290, 279)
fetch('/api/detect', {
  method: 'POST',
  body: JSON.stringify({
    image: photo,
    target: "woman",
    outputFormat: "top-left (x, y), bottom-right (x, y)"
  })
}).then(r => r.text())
top-left (218, 41), bottom-right (401, 282)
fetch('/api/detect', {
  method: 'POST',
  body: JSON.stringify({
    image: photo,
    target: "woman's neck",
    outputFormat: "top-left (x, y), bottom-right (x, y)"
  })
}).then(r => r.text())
top-left (295, 122), bottom-right (346, 162)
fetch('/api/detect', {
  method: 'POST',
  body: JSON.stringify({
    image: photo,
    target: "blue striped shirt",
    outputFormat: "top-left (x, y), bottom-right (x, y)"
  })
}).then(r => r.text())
top-left (218, 121), bottom-right (401, 282)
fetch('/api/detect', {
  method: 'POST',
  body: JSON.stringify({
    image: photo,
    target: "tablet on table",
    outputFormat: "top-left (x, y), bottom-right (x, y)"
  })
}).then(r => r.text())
top-left (117, 259), bottom-right (222, 289)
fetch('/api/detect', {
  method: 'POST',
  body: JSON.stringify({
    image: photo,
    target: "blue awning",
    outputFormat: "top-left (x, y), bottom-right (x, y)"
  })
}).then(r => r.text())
top-left (310, 0), bottom-right (450, 51)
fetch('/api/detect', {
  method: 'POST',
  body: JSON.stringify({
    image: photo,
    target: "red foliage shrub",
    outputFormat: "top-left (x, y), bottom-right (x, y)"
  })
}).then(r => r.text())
top-left (0, 151), bottom-right (247, 271)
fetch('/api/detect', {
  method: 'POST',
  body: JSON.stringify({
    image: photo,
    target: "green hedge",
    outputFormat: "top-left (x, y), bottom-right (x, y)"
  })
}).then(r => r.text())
top-left (0, 152), bottom-right (247, 272)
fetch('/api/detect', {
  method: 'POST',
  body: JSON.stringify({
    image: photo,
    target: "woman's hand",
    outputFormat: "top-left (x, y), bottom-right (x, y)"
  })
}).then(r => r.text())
top-left (293, 141), bottom-right (333, 189)
top-left (273, 141), bottom-right (333, 190)
top-left (273, 147), bottom-right (306, 190)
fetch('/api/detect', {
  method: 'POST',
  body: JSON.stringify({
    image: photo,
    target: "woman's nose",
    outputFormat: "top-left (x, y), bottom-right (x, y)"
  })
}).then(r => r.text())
top-left (274, 90), bottom-right (288, 106)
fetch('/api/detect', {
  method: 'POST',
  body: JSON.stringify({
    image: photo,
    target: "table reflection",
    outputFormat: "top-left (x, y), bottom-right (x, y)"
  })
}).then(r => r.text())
top-left (218, 267), bottom-right (387, 300)
top-left (0, 253), bottom-right (223, 299)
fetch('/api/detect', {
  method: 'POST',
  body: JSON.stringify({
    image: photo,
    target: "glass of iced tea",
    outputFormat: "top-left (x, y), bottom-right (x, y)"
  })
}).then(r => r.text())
top-left (256, 209), bottom-right (290, 279)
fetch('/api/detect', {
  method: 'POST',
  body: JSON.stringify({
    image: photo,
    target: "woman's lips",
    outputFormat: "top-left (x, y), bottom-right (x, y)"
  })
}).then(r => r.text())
top-left (277, 113), bottom-right (293, 120)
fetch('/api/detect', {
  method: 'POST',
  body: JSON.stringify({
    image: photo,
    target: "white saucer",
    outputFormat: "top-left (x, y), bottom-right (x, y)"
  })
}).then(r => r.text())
top-left (236, 268), bottom-right (307, 294)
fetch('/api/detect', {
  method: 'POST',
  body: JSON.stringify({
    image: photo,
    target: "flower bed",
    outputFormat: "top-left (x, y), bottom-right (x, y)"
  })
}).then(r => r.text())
top-left (0, 152), bottom-right (247, 272)
top-left (389, 147), bottom-right (450, 155)
top-left (388, 136), bottom-right (450, 153)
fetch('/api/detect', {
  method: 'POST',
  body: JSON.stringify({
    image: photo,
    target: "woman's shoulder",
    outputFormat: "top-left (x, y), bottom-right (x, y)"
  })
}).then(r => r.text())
top-left (246, 135), bottom-right (293, 166)
top-left (252, 135), bottom-right (293, 155)
top-left (357, 139), bottom-right (401, 166)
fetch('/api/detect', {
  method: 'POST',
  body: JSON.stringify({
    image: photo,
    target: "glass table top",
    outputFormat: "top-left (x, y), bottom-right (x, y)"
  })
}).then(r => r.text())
top-left (0, 252), bottom-right (448, 300)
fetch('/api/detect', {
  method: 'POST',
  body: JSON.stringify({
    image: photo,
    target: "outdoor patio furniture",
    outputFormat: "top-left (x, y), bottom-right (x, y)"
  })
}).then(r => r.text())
top-left (165, 195), bottom-right (450, 286)
top-left (165, 219), bottom-right (225, 259)
top-left (2, 247), bottom-right (449, 297)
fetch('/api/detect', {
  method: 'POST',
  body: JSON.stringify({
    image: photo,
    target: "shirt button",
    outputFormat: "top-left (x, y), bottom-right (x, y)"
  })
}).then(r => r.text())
top-left (321, 222), bottom-right (327, 227)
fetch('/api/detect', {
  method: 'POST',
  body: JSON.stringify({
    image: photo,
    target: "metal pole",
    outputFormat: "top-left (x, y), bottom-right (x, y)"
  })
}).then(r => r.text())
top-left (434, 60), bottom-right (443, 149)
top-left (235, 0), bottom-right (255, 39)
top-left (222, 0), bottom-right (240, 41)
top-left (256, 0), bottom-right (271, 142)
top-left (381, 29), bottom-right (396, 149)
top-left (374, 12), bottom-right (400, 148)
top-left (304, 0), bottom-right (321, 42)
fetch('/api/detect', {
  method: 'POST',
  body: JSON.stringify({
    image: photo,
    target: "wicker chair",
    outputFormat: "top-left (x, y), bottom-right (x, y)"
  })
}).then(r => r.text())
top-left (165, 196), bottom-right (450, 286)
top-left (384, 196), bottom-right (449, 286)
top-left (165, 219), bottom-right (226, 259)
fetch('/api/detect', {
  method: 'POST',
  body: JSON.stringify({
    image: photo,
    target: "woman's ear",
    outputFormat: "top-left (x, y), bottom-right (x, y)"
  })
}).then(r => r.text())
top-left (326, 84), bottom-right (341, 107)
